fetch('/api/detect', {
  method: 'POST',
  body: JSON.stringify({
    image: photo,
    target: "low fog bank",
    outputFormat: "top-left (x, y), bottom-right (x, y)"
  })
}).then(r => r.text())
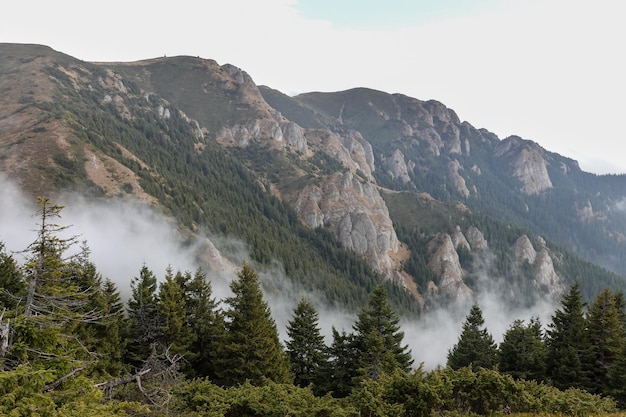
top-left (403, 294), bottom-right (556, 370)
top-left (0, 175), bottom-right (559, 369)
top-left (0, 175), bottom-right (234, 300)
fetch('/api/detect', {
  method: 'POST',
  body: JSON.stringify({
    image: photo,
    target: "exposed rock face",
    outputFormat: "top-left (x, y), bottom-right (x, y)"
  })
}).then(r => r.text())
top-left (451, 225), bottom-right (471, 251)
top-left (423, 100), bottom-right (462, 154)
top-left (305, 129), bottom-right (375, 180)
top-left (339, 130), bottom-right (375, 179)
top-left (290, 172), bottom-right (398, 274)
top-left (385, 149), bottom-right (411, 183)
top-left (281, 121), bottom-right (308, 153)
top-left (466, 226), bottom-right (488, 251)
top-left (513, 235), bottom-right (537, 265)
top-left (448, 160), bottom-right (470, 198)
top-left (533, 249), bottom-right (564, 297)
top-left (427, 233), bottom-right (473, 300)
top-left (495, 136), bottom-right (552, 195)
top-left (512, 234), bottom-right (564, 298)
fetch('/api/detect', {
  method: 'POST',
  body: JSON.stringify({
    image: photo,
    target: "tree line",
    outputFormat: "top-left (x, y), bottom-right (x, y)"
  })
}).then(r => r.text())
top-left (0, 198), bottom-right (625, 416)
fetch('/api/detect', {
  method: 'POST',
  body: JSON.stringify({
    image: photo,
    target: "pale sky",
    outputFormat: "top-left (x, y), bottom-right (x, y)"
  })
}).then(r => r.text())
top-left (3, 0), bottom-right (625, 174)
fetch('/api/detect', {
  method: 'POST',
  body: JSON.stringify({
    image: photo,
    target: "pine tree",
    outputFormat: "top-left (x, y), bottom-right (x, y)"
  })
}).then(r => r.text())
top-left (126, 265), bottom-right (161, 366)
top-left (157, 267), bottom-right (196, 359)
top-left (498, 317), bottom-right (546, 381)
top-left (9, 198), bottom-right (105, 367)
top-left (608, 291), bottom-right (626, 406)
top-left (285, 298), bottom-right (329, 394)
top-left (0, 241), bottom-right (24, 311)
top-left (326, 327), bottom-right (359, 398)
top-left (586, 288), bottom-right (625, 396)
top-left (545, 282), bottom-right (592, 391)
top-left (447, 304), bottom-right (498, 371)
top-left (214, 262), bottom-right (289, 386)
top-left (184, 268), bottom-right (224, 379)
top-left (94, 278), bottom-right (128, 377)
top-left (352, 285), bottom-right (413, 380)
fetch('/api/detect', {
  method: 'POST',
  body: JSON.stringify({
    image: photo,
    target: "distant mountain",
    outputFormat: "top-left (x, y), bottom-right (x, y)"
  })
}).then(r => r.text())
top-left (1, 43), bottom-right (625, 314)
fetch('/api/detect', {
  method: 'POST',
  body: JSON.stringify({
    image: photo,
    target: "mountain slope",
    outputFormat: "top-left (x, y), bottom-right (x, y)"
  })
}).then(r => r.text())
top-left (1, 43), bottom-right (625, 312)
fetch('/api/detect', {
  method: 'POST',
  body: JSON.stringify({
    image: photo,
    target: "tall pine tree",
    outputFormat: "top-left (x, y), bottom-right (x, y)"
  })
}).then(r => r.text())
top-left (498, 317), bottom-right (546, 381)
top-left (447, 304), bottom-right (498, 371)
top-left (586, 288), bottom-right (625, 396)
top-left (352, 285), bottom-right (413, 380)
top-left (285, 298), bottom-right (329, 394)
top-left (545, 282), bottom-right (592, 391)
top-left (126, 265), bottom-right (161, 366)
top-left (157, 267), bottom-right (196, 360)
top-left (214, 262), bottom-right (289, 386)
top-left (184, 268), bottom-right (224, 380)
top-left (326, 327), bottom-right (359, 398)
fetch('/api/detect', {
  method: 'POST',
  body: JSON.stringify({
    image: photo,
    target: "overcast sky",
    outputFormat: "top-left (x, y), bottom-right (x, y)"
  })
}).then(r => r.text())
top-left (3, 0), bottom-right (625, 174)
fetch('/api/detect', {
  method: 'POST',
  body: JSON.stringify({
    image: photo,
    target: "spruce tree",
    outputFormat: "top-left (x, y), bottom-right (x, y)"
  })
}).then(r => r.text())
top-left (185, 268), bottom-right (224, 379)
top-left (326, 327), bottom-right (359, 397)
top-left (94, 278), bottom-right (128, 377)
top-left (586, 288), bottom-right (625, 396)
top-left (352, 285), bottom-right (413, 380)
top-left (285, 298), bottom-right (329, 394)
top-left (0, 241), bottom-right (24, 311)
top-left (608, 291), bottom-right (626, 406)
top-left (545, 282), bottom-right (592, 391)
top-left (157, 267), bottom-right (196, 360)
top-left (447, 304), bottom-right (498, 371)
top-left (214, 262), bottom-right (289, 386)
top-left (11, 198), bottom-right (104, 367)
top-left (126, 265), bottom-right (161, 366)
top-left (498, 317), bottom-right (546, 381)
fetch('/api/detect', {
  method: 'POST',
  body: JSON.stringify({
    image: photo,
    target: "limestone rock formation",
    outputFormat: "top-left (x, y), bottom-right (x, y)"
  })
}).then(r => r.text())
top-left (290, 172), bottom-right (398, 274)
top-left (513, 235), bottom-right (537, 265)
top-left (385, 149), bottom-right (411, 183)
top-left (512, 234), bottom-right (564, 298)
top-left (466, 226), bottom-right (488, 252)
top-left (427, 233), bottom-right (473, 300)
top-left (448, 160), bottom-right (470, 198)
top-left (495, 136), bottom-right (553, 195)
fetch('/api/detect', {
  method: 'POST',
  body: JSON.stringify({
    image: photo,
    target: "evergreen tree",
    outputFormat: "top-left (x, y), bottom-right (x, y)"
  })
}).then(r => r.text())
top-left (157, 267), bottom-right (196, 359)
top-left (447, 304), bottom-right (498, 371)
top-left (94, 278), bottom-right (128, 377)
top-left (214, 262), bottom-right (289, 386)
top-left (545, 282), bottom-right (592, 391)
top-left (185, 268), bottom-right (224, 379)
top-left (586, 288), bottom-right (625, 396)
top-left (498, 317), bottom-right (546, 381)
top-left (285, 298), bottom-right (329, 394)
top-left (326, 327), bottom-right (359, 398)
top-left (0, 241), bottom-right (24, 311)
top-left (126, 265), bottom-right (161, 366)
top-left (8, 198), bottom-right (104, 368)
top-left (67, 243), bottom-right (127, 376)
top-left (352, 285), bottom-right (413, 380)
top-left (608, 290), bottom-right (626, 406)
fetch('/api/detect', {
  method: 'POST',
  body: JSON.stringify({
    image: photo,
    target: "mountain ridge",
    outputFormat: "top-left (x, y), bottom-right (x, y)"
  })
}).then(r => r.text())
top-left (1, 43), bottom-right (625, 313)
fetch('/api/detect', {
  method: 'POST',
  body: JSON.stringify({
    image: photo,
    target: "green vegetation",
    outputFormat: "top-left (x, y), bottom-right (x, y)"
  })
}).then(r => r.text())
top-left (1, 199), bottom-right (626, 416)
top-left (32, 60), bottom-right (420, 314)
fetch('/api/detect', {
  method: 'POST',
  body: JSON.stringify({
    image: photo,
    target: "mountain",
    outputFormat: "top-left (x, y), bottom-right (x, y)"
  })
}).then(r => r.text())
top-left (1, 43), bottom-right (625, 314)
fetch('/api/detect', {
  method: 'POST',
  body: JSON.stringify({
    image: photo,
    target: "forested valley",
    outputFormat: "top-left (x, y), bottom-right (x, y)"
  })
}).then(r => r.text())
top-left (1, 198), bottom-right (626, 416)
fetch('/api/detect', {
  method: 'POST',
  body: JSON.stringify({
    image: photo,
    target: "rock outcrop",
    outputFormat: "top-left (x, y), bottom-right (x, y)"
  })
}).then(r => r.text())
top-left (495, 136), bottom-right (553, 195)
top-left (427, 233), bottom-right (473, 301)
top-left (512, 235), bottom-right (564, 298)
top-left (290, 172), bottom-right (398, 274)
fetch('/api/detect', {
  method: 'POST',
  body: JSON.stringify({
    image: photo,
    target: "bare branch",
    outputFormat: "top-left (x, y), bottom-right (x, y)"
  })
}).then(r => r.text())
top-left (42, 365), bottom-right (87, 393)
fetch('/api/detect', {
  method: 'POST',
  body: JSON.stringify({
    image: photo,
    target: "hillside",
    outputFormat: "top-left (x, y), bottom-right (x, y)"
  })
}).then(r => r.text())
top-left (1, 43), bottom-right (626, 313)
